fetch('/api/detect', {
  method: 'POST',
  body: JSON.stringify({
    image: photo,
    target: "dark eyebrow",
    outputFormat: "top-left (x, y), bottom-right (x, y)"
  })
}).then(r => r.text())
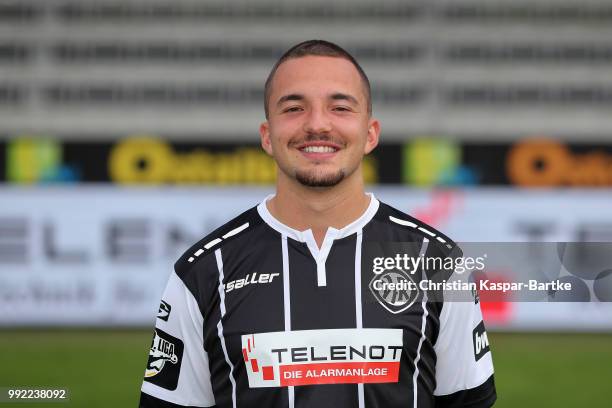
top-left (276, 93), bottom-right (304, 106)
top-left (330, 92), bottom-right (359, 105)
top-left (276, 92), bottom-right (359, 107)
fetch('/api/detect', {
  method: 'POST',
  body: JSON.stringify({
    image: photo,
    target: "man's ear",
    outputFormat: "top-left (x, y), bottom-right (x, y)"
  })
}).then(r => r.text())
top-left (364, 118), bottom-right (380, 154)
top-left (260, 121), bottom-right (273, 155)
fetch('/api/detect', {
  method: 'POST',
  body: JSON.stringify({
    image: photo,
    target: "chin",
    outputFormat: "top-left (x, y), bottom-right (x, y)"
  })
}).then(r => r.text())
top-left (295, 169), bottom-right (346, 188)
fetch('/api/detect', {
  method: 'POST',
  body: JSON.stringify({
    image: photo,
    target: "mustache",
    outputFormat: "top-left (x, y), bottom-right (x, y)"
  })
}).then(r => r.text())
top-left (288, 134), bottom-right (346, 148)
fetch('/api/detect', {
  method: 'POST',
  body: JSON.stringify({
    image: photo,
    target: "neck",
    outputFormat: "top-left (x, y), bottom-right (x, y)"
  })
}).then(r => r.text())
top-left (267, 169), bottom-right (371, 247)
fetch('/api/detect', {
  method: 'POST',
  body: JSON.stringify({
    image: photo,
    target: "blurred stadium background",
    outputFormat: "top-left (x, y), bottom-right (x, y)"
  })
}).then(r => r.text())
top-left (1, 0), bottom-right (612, 406)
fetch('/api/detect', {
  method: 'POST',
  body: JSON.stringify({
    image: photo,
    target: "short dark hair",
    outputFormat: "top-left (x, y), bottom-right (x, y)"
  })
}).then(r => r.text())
top-left (264, 39), bottom-right (372, 119)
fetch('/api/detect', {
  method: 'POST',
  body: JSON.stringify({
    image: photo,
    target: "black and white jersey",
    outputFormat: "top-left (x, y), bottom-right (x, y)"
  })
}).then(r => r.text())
top-left (140, 194), bottom-right (496, 408)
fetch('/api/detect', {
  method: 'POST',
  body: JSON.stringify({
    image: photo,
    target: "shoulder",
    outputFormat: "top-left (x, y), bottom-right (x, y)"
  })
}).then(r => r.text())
top-left (174, 205), bottom-right (264, 276)
top-left (371, 200), bottom-right (457, 254)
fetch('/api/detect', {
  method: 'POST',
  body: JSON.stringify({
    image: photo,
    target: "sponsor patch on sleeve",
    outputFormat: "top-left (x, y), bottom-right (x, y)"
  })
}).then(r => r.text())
top-left (144, 328), bottom-right (184, 390)
top-left (157, 300), bottom-right (172, 321)
top-left (472, 321), bottom-right (490, 361)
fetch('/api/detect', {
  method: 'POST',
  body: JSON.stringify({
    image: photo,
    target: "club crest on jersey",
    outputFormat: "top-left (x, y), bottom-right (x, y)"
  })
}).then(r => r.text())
top-left (144, 329), bottom-right (184, 390)
top-left (369, 268), bottom-right (419, 314)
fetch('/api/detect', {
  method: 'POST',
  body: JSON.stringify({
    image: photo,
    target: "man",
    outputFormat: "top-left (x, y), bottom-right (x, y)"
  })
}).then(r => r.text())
top-left (140, 40), bottom-right (496, 408)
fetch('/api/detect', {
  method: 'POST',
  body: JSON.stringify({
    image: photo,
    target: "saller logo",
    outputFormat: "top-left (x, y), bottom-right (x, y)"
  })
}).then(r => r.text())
top-left (472, 321), bottom-right (490, 361)
top-left (157, 300), bottom-right (171, 321)
top-left (369, 268), bottom-right (419, 314)
top-left (225, 272), bottom-right (279, 293)
top-left (241, 328), bottom-right (403, 388)
top-left (144, 329), bottom-right (184, 390)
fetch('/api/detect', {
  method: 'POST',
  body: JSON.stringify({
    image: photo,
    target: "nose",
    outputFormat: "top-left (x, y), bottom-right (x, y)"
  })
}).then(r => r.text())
top-left (302, 107), bottom-right (332, 135)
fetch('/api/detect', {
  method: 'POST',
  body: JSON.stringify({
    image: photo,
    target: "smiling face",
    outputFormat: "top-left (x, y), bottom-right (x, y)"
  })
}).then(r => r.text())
top-left (260, 55), bottom-right (380, 188)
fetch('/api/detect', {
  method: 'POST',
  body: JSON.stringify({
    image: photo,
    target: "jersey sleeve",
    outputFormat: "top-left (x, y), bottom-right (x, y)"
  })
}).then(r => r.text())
top-left (433, 297), bottom-right (496, 407)
top-left (140, 270), bottom-right (216, 407)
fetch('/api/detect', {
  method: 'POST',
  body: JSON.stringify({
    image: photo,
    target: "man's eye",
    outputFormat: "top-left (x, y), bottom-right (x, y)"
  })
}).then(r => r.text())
top-left (333, 106), bottom-right (351, 112)
top-left (284, 106), bottom-right (302, 113)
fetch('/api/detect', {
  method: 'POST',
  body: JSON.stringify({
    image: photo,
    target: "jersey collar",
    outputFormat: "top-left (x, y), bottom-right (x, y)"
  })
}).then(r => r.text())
top-left (256, 192), bottom-right (380, 243)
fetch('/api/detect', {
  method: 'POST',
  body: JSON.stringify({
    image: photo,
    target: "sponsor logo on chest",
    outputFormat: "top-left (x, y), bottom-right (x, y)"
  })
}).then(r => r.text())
top-left (241, 328), bottom-right (403, 388)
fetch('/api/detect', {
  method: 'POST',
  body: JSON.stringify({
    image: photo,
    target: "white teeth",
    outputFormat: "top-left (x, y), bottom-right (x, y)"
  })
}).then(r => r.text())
top-left (302, 146), bottom-right (336, 153)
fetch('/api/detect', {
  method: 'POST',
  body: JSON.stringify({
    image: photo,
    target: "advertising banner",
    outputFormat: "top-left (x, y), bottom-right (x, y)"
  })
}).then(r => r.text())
top-left (1, 187), bottom-right (611, 330)
top-left (3, 136), bottom-right (612, 187)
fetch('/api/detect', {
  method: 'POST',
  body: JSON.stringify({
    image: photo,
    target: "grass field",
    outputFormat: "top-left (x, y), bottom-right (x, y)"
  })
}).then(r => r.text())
top-left (0, 330), bottom-right (610, 407)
